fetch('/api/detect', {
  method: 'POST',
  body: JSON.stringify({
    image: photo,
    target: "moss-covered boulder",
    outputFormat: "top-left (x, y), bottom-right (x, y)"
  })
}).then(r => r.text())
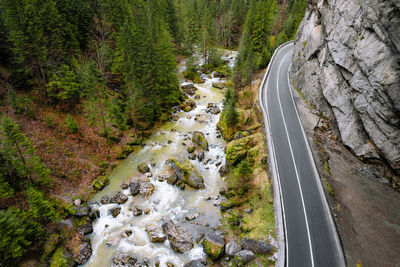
top-left (50, 247), bottom-right (75, 267)
top-left (92, 175), bottom-right (109, 191)
top-left (115, 145), bottom-right (133, 159)
top-left (167, 158), bottom-right (205, 189)
top-left (138, 163), bottom-right (150, 173)
top-left (191, 131), bottom-right (208, 151)
top-left (202, 231), bottom-right (225, 260)
top-left (226, 133), bottom-right (263, 166)
top-left (187, 145), bottom-right (196, 153)
top-left (220, 198), bottom-right (239, 211)
top-left (127, 138), bottom-right (142, 146)
top-left (212, 82), bottom-right (226, 89)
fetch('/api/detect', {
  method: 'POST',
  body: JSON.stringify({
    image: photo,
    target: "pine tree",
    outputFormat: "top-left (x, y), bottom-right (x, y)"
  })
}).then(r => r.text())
top-left (0, 115), bottom-right (51, 189)
top-left (0, 208), bottom-right (42, 261)
top-left (26, 187), bottom-right (57, 221)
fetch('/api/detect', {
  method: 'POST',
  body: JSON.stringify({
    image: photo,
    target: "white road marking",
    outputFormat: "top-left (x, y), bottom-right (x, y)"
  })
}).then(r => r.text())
top-left (277, 51), bottom-right (315, 267)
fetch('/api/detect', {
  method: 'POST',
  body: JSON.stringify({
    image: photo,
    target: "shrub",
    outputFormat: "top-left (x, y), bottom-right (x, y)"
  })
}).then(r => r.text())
top-left (44, 116), bottom-right (56, 128)
top-left (64, 115), bottom-right (78, 133)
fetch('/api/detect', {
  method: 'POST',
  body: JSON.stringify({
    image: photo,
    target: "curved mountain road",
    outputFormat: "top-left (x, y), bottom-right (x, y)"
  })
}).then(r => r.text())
top-left (259, 42), bottom-right (346, 267)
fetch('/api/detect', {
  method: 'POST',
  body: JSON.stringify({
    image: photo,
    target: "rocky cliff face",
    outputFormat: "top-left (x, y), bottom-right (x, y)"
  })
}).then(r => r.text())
top-left (291, 0), bottom-right (400, 171)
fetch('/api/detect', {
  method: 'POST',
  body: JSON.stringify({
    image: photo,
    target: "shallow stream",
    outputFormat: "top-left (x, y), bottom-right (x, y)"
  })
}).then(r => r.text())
top-left (84, 51), bottom-right (237, 266)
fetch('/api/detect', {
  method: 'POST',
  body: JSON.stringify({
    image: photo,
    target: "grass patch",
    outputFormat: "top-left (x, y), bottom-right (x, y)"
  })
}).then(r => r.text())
top-left (296, 88), bottom-right (316, 110)
top-left (323, 178), bottom-right (335, 197)
top-left (323, 160), bottom-right (331, 174)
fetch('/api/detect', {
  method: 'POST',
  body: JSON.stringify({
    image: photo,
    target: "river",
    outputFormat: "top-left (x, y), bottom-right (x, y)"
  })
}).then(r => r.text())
top-left (83, 51), bottom-right (237, 266)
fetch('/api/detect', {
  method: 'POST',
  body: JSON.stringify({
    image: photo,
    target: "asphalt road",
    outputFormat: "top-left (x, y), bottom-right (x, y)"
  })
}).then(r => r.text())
top-left (259, 42), bottom-right (346, 267)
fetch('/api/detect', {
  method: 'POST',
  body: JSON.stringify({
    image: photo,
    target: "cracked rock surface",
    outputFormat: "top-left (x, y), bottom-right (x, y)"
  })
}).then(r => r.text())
top-left (291, 0), bottom-right (400, 171)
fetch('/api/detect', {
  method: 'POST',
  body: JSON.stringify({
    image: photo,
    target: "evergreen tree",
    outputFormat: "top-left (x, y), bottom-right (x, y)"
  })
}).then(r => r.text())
top-left (0, 208), bottom-right (42, 261)
top-left (26, 187), bottom-right (57, 221)
top-left (0, 115), bottom-right (51, 189)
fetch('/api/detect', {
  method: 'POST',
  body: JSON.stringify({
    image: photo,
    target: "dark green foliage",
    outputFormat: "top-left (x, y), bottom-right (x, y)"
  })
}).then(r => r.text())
top-left (0, 208), bottom-right (42, 261)
top-left (222, 87), bottom-right (238, 127)
top-left (46, 64), bottom-right (80, 107)
top-left (64, 114), bottom-right (78, 133)
top-left (26, 187), bottom-right (58, 221)
top-left (7, 89), bottom-right (33, 116)
top-left (0, 115), bottom-right (51, 189)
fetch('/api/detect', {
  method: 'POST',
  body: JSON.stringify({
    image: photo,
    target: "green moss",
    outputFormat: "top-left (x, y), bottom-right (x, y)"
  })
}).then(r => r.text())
top-left (92, 175), bottom-right (109, 191)
top-left (323, 178), bottom-right (335, 196)
top-left (323, 161), bottom-right (331, 174)
top-left (192, 131), bottom-right (208, 150)
top-left (50, 247), bottom-right (74, 267)
top-left (202, 238), bottom-right (224, 260)
top-left (115, 145), bottom-right (133, 159)
top-left (127, 138), bottom-right (142, 146)
top-left (168, 158), bottom-right (204, 189)
top-left (41, 234), bottom-right (60, 261)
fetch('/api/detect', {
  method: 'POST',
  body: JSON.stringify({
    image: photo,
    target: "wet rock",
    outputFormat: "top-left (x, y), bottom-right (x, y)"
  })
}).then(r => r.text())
top-left (187, 115), bottom-right (192, 119)
top-left (191, 131), bottom-right (209, 151)
top-left (207, 103), bottom-right (221, 115)
top-left (109, 192), bottom-right (129, 204)
top-left (172, 115), bottom-right (179, 121)
top-left (219, 165), bottom-right (228, 176)
top-left (74, 206), bottom-right (91, 217)
top-left (234, 250), bottom-right (255, 266)
top-left (185, 213), bottom-right (199, 221)
top-left (202, 230), bottom-right (225, 260)
top-left (162, 219), bottom-right (193, 253)
top-left (88, 209), bottom-right (100, 220)
top-left (121, 183), bottom-right (129, 190)
top-left (158, 176), bottom-right (165, 182)
top-left (241, 237), bottom-right (274, 254)
top-left (187, 145), bottom-right (196, 153)
top-left (168, 158), bottom-right (205, 189)
top-left (129, 182), bottom-right (140, 196)
top-left (78, 222), bottom-right (93, 236)
top-left (144, 172), bottom-right (152, 178)
top-left (194, 95), bottom-right (201, 100)
top-left (197, 151), bottom-right (205, 162)
top-left (216, 161), bottom-right (222, 166)
top-left (101, 195), bottom-right (110, 204)
top-left (180, 100), bottom-right (197, 112)
top-left (144, 208), bottom-right (150, 214)
top-left (125, 230), bottom-right (132, 237)
top-left (213, 72), bottom-right (226, 78)
top-left (132, 207), bottom-right (143, 216)
top-left (225, 240), bottom-right (241, 257)
top-left (138, 163), bottom-right (150, 173)
top-left (167, 263), bottom-right (174, 267)
top-left (219, 183), bottom-right (228, 195)
top-left (112, 254), bottom-right (137, 267)
top-left (146, 225), bottom-right (166, 242)
top-left (188, 153), bottom-right (196, 160)
top-left (106, 236), bottom-right (121, 247)
top-left (181, 84), bottom-right (198, 96)
top-left (212, 82), bottom-right (226, 89)
top-left (184, 261), bottom-right (205, 267)
top-left (74, 199), bottom-right (81, 206)
top-left (140, 182), bottom-right (155, 198)
top-left (75, 241), bottom-right (92, 265)
top-left (110, 207), bottom-right (121, 218)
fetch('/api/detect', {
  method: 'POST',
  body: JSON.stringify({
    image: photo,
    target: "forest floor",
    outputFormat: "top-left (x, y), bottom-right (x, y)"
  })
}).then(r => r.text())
top-left (0, 79), bottom-right (144, 204)
top-left (292, 86), bottom-right (400, 267)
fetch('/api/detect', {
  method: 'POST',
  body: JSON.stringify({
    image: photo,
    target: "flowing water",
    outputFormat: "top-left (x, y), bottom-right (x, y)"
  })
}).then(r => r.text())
top-left (84, 51), bottom-right (237, 267)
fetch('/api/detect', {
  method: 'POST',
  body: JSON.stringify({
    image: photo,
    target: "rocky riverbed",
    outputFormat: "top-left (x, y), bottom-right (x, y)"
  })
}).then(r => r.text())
top-left (76, 51), bottom-right (273, 266)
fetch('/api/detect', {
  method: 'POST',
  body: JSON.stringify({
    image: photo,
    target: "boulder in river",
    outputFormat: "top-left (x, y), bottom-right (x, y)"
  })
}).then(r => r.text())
top-left (184, 260), bottom-right (206, 267)
top-left (181, 84), bottom-right (198, 96)
top-left (110, 207), bottom-right (121, 218)
top-left (140, 182), bottom-right (155, 198)
top-left (187, 145), bottom-right (196, 153)
top-left (212, 82), bottom-right (226, 89)
top-left (101, 195), bottom-right (110, 204)
top-left (197, 151), bottom-right (205, 162)
top-left (146, 225), bottom-right (166, 242)
top-left (180, 100), bottom-right (197, 112)
top-left (112, 254), bottom-right (137, 267)
top-left (167, 158), bottom-right (205, 189)
top-left (240, 237), bottom-right (274, 254)
top-left (132, 207), bottom-right (143, 216)
top-left (78, 222), bottom-right (93, 236)
top-left (109, 192), bottom-right (129, 204)
top-left (234, 250), bottom-right (255, 266)
top-left (138, 163), bottom-right (150, 173)
top-left (213, 72), bottom-right (226, 78)
top-left (162, 219), bottom-right (193, 253)
top-left (106, 236), bottom-right (121, 247)
top-left (129, 182), bottom-right (140, 196)
top-left (202, 231), bottom-right (225, 260)
top-left (75, 241), bottom-right (92, 265)
top-left (191, 131), bottom-right (208, 151)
